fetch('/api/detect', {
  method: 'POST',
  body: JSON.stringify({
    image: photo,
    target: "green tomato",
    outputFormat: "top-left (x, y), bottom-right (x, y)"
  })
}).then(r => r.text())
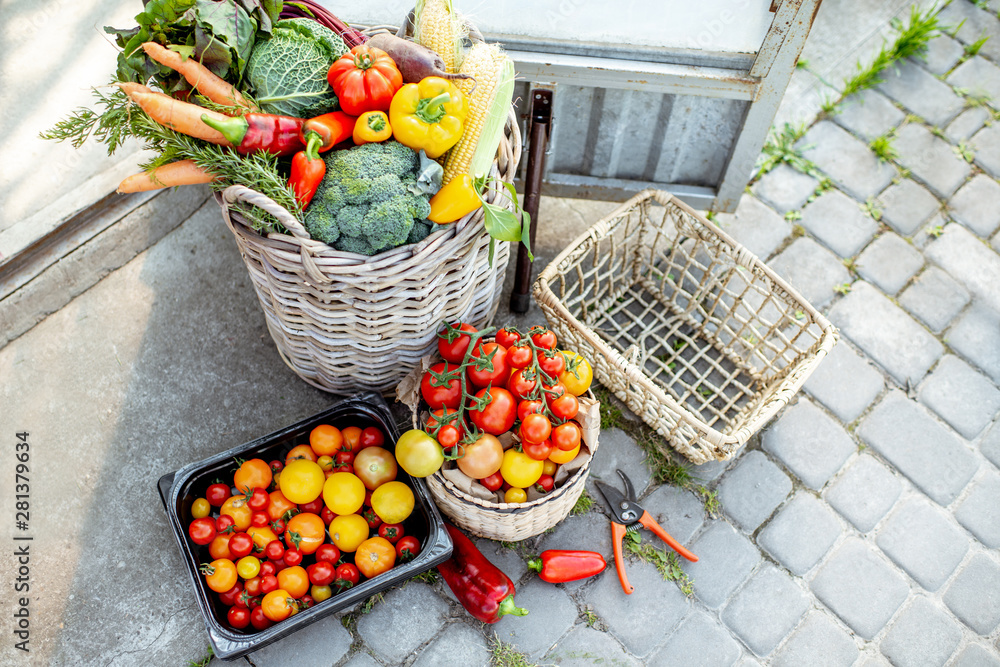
top-left (394, 429), bottom-right (445, 478)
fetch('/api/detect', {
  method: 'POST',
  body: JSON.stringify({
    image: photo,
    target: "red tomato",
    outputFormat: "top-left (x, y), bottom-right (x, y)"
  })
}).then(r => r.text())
top-left (264, 540), bottom-right (285, 562)
top-left (359, 426), bottom-right (385, 449)
top-left (228, 605), bottom-right (251, 630)
top-left (228, 532), bottom-right (254, 559)
top-left (550, 394), bottom-right (580, 421)
top-left (396, 536), bottom-right (421, 562)
top-left (188, 518), bottom-right (216, 546)
top-left (522, 438), bottom-right (555, 461)
top-left (315, 544), bottom-right (341, 564)
top-left (335, 563), bottom-right (360, 590)
top-left (259, 574), bottom-right (279, 595)
top-left (269, 460), bottom-right (284, 475)
top-left (480, 471), bottom-right (504, 492)
top-left (250, 606), bottom-right (271, 631)
top-left (520, 413), bottom-right (552, 444)
top-left (437, 323), bottom-right (477, 363)
top-left (495, 327), bottom-right (521, 349)
top-left (552, 421), bottom-right (583, 451)
top-left (538, 349), bottom-right (567, 377)
top-left (298, 498), bottom-right (324, 515)
top-left (218, 581), bottom-right (243, 606)
top-left (421, 362), bottom-right (463, 410)
top-left (467, 342), bottom-right (509, 388)
top-left (543, 381), bottom-right (567, 407)
top-left (250, 511), bottom-right (270, 528)
top-left (307, 561), bottom-right (336, 586)
top-left (517, 400), bottom-right (544, 422)
top-left (469, 387), bottom-right (517, 436)
top-left (530, 327), bottom-right (558, 350)
top-left (206, 483), bottom-right (231, 507)
top-left (507, 343), bottom-right (533, 369)
top-left (245, 487), bottom-right (270, 511)
top-left (437, 424), bottom-right (461, 450)
top-left (320, 507), bottom-right (335, 525)
top-left (507, 369), bottom-right (538, 402)
top-left (283, 548), bottom-right (303, 567)
top-left (215, 515), bottom-right (235, 534)
top-left (535, 474), bottom-right (555, 493)
top-left (378, 523), bottom-right (404, 543)
top-left (259, 561), bottom-right (277, 578)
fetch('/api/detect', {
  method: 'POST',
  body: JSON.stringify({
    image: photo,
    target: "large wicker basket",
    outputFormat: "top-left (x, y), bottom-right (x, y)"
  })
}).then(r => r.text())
top-left (216, 110), bottom-right (521, 394)
top-left (533, 190), bottom-right (838, 464)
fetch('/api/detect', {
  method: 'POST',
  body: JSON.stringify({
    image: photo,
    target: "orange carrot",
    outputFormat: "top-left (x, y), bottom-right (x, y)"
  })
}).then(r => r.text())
top-left (142, 42), bottom-right (255, 111)
top-left (117, 160), bottom-right (216, 193)
top-left (116, 83), bottom-right (233, 147)
top-left (116, 81), bottom-right (154, 97)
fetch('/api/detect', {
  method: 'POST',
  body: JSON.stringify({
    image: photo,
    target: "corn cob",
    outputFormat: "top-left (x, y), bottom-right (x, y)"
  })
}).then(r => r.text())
top-left (442, 42), bottom-right (516, 184)
top-left (413, 0), bottom-right (464, 73)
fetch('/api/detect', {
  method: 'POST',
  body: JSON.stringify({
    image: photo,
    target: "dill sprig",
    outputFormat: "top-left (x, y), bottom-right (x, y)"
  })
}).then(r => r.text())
top-left (39, 83), bottom-right (133, 155)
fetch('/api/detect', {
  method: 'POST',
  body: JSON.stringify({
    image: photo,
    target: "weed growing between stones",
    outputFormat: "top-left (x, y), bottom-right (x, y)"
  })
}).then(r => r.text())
top-left (861, 198), bottom-right (884, 221)
top-left (834, 282), bottom-right (853, 295)
top-left (954, 142), bottom-right (976, 162)
top-left (488, 633), bottom-right (536, 667)
top-left (624, 532), bottom-right (695, 598)
top-left (785, 209), bottom-right (803, 222)
top-left (582, 606), bottom-right (600, 628)
top-left (571, 490), bottom-right (594, 515)
top-left (869, 132), bottom-right (899, 162)
top-left (698, 486), bottom-right (721, 518)
top-left (187, 647), bottom-right (213, 667)
top-left (410, 569), bottom-right (440, 585)
top-left (754, 122), bottom-right (816, 179)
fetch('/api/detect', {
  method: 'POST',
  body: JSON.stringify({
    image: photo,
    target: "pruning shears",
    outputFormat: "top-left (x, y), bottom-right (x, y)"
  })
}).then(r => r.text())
top-left (594, 469), bottom-right (699, 595)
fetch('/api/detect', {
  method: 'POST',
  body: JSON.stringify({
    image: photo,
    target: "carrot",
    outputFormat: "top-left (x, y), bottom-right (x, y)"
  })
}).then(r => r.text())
top-left (117, 160), bottom-right (216, 193)
top-left (142, 42), bottom-right (255, 111)
top-left (116, 83), bottom-right (234, 147)
top-left (116, 81), bottom-right (154, 97)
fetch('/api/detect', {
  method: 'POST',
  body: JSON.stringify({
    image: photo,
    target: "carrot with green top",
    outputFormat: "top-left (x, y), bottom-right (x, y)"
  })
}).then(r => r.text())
top-left (142, 42), bottom-right (256, 111)
top-left (117, 160), bottom-right (216, 193)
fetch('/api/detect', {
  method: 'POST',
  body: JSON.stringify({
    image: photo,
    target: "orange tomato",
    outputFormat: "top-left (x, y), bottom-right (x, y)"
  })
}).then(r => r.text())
top-left (342, 426), bottom-right (362, 453)
top-left (355, 536), bottom-right (396, 579)
top-left (247, 525), bottom-right (280, 551)
top-left (310, 424), bottom-right (344, 456)
top-left (220, 495), bottom-right (252, 531)
top-left (329, 513), bottom-right (369, 552)
top-left (285, 513), bottom-right (326, 554)
top-left (233, 458), bottom-right (272, 492)
top-left (261, 589), bottom-right (295, 622)
top-left (267, 490), bottom-right (297, 522)
top-left (285, 444), bottom-right (318, 465)
top-left (202, 558), bottom-right (237, 593)
top-left (208, 534), bottom-right (232, 561)
top-left (277, 565), bottom-right (310, 598)
top-left (548, 443), bottom-right (581, 464)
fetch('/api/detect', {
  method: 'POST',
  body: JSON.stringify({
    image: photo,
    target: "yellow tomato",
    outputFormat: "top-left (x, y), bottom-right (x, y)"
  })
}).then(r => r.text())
top-left (279, 459), bottom-right (325, 504)
top-left (548, 443), bottom-right (581, 464)
top-left (504, 487), bottom-right (528, 503)
top-left (323, 472), bottom-right (366, 516)
top-left (542, 460), bottom-right (558, 476)
top-left (191, 498), bottom-right (211, 519)
top-left (500, 449), bottom-right (544, 488)
top-left (329, 513), bottom-right (369, 552)
top-left (220, 495), bottom-right (252, 531)
top-left (236, 556), bottom-right (260, 579)
top-left (311, 584), bottom-right (333, 603)
top-left (559, 350), bottom-right (593, 396)
top-left (371, 481), bottom-right (415, 524)
top-left (317, 455), bottom-right (334, 472)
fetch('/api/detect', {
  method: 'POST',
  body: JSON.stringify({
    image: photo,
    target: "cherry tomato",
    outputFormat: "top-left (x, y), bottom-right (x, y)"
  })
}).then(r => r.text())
top-left (332, 461), bottom-right (353, 473)
top-left (215, 514), bottom-right (235, 534)
top-left (542, 460), bottom-right (558, 476)
top-left (220, 496), bottom-right (252, 531)
top-left (421, 362), bottom-right (463, 410)
top-left (330, 514), bottom-right (369, 552)
top-left (233, 459), bottom-right (272, 492)
top-left (218, 581), bottom-right (243, 607)
top-left (559, 350), bottom-right (594, 396)
top-left (267, 490), bottom-right (297, 522)
top-left (361, 506), bottom-right (382, 531)
top-left (277, 565), bottom-right (310, 599)
top-left (437, 322), bottom-right (477, 363)
top-left (270, 517), bottom-right (287, 534)
top-left (228, 605), bottom-right (251, 630)
top-left (228, 532), bottom-right (254, 559)
top-left (469, 387), bottom-right (517, 435)
top-left (320, 507), bottom-right (335, 526)
top-left (543, 381), bottom-right (567, 404)
top-left (550, 394), bottom-right (580, 421)
top-left (437, 424), bottom-right (461, 450)
top-left (378, 523), bottom-right (404, 544)
top-left (522, 438), bottom-right (555, 461)
top-left (315, 543), bottom-right (341, 564)
top-left (285, 444), bottom-right (318, 465)
top-left (480, 471), bottom-right (504, 492)
top-left (334, 450), bottom-right (355, 465)
top-left (356, 536), bottom-right (397, 579)
top-left (188, 517), bottom-right (216, 545)
top-left (261, 589), bottom-right (295, 622)
top-left (316, 455), bottom-right (334, 472)
top-left (191, 498), bottom-right (211, 519)
top-left (394, 429), bottom-right (444, 478)
top-left (285, 513), bottom-right (326, 555)
top-left (396, 536), bottom-right (421, 562)
top-left (268, 460), bottom-right (284, 475)
top-left (310, 424), bottom-right (344, 456)
top-left (495, 327), bottom-right (521, 349)
top-left (250, 511), bottom-right (270, 528)
top-left (530, 327), bottom-right (557, 350)
top-left (504, 487), bottom-right (528, 503)
top-left (243, 576), bottom-right (262, 597)
top-left (323, 472), bottom-right (366, 515)
top-left (341, 426), bottom-right (363, 453)
top-left (259, 574), bottom-right (279, 595)
top-left (201, 559), bottom-right (237, 593)
top-left (208, 534), bottom-right (233, 561)
top-left (264, 539), bottom-right (285, 562)
top-left (548, 442), bottom-right (581, 464)
top-left (456, 434), bottom-right (504, 479)
top-left (311, 584), bottom-right (333, 603)
top-left (552, 421), bottom-right (582, 452)
top-left (535, 474), bottom-right (555, 493)
top-left (467, 342), bottom-right (509, 388)
top-left (538, 349), bottom-right (567, 378)
top-left (500, 448), bottom-right (544, 488)
top-left (334, 563), bottom-right (360, 590)
top-left (359, 426), bottom-right (385, 449)
top-left (354, 447), bottom-right (398, 490)
top-left (237, 556), bottom-right (261, 580)
top-left (279, 459), bottom-right (325, 504)
top-left (247, 525), bottom-right (280, 551)
top-left (371, 481), bottom-right (414, 524)
top-left (298, 498), bottom-right (325, 516)
top-left (206, 482), bottom-right (231, 507)
top-left (507, 369), bottom-right (538, 402)
top-left (520, 413), bottom-right (552, 444)
top-left (307, 560), bottom-right (337, 586)
top-left (517, 399), bottom-right (544, 422)
top-left (250, 606), bottom-right (272, 630)
top-left (507, 343), bottom-right (533, 369)
top-left (282, 548), bottom-right (303, 567)
top-left (245, 487), bottom-right (270, 511)
top-left (259, 561), bottom-right (277, 578)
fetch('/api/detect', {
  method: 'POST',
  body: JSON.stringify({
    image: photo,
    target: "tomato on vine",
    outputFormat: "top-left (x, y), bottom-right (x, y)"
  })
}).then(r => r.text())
top-left (507, 368), bottom-right (538, 402)
top-left (559, 350), bottom-right (593, 396)
top-left (529, 327), bottom-right (557, 350)
top-left (495, 327), bottom-right (521, 349)
top-left (437, 322), bottom-right (477, 363)
top-left (522, 438), bottom-right (555, 461)
top-left (421, 362), bottom-right (464, 410)
top-left (520, 413), bottom-right (552, 444)
top-left (507, 343), bottom-right (533, 369)
top-left (550, 393), bottom-right (580, 421)
top-left (551, 421), bottom-right (582, 452)
top-left (468, 387), bottom-right (517, 435)
top-left (538, 349), bottom-right (567, 377)
top-left (467, 341), bottom-right (509, 388)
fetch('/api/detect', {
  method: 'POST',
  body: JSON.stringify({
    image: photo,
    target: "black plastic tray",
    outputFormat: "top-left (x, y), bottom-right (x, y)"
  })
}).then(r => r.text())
top-left (157, 392), bottom-right (452, 661)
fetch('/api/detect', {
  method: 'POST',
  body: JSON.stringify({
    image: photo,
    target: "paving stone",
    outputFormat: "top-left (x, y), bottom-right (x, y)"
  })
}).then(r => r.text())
top-left (896, 124), bottom-right (972, 198)
top-left (249, 615), bottom-right (352, 667)
top-left (586, 427), bottom-right (653, 502)
top-left (799, 190), bottom-right (880, 258)
top-left (855, 232), bottom-right (925, 295)
top-left (952, 643), bottom-right (1000, 667)
top-left (715, 194), bottom-right (791, 260)
top-left (803, 342), bottom-right (885, 422)
top-left (880, 596), bottom-right (963, 667)
top-left (945, 107), bottom-right (990, 143)
top-left (494, 576), bottom-right (578, 659)
top-left (917, 35), bottom-right (965, 75)
top-left (799, 121), bottom-right (897, 200)
top-left (857, 655), bottom-right (892, 667)
top-left (640, 483), bottom-right (705, 545)
top-left (834, 89), bottom-right (906, 142)
top-left (758, 492), bottom-right (842, 575)
top-left (939, 2), bottom-right (1000, 63)
top-left (583, 555), bottom-right (689, 657)
top-left (717, 450), bottom-right (792, 531)
top-left (949, 174), bottom-right (1000, 237)
top-left (879, 61), bottom-right (965, 126)
top-left (647, 610), bottom-right (742, 667)
top-left (984, 421), bottom-right (1000, 470)
top-left (946, 303), bottom-right (1000, 385)
top-left (356, 583), bottom-right (449, 665)
top-left (691, 457), bottom-right (731, 483)
top-left (877, 178), bottom-right (942, 236)
top-left (684, 520), bottom-right (761, 609)
top-left (810, 538), bottom-right (909, 640)
top-left (828, 282), bottom-right (944, 387)
top-left (771, 611), bottom-right (860, 667)
top-left (341, 653), bottom-right (381, 667)
top-left (768, 237), bottom-right (851, 309)
top-left (971, 123), bottom-right (1000, 179)
top-left (948, 56), bottom-right (1000, 104)
top-left (919, 354), bottom-right (1000, 439)
top-left (544, 625), bottom-right (643, 667)
top-left (898, 266), bottom-right (971, 333)
top-left (721, 564), bottom-right (810, 657)
top-left (944, 553), bottom-right (1000, 635)
top-left (955, 471), bottom-right (1000, 548)
top-left (761, 399), bottom-right (856, 489)
top-left (926, 224), bottom-right (1000, 313)
top-left (413, 623), bottom-right (491, 667)
top-left (825, 455), bottom-right (902, 533)
top-left (912, 211), bottom-right (948, 250)
top-left (475, 538), bottom-right (529, 586)
top-left (859, 390), bottom-right (978, 506)
top-left (752, 163), bottom-right (819, 214)
top-left (876, 496), bottom-right (969, 592)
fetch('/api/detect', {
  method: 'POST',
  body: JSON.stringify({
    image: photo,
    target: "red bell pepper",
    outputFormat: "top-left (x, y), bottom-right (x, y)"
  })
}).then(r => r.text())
top-left (200, 113), bottom-right (305, 156)
top-left (288, 132), bottom-right (325, 209)
top-left (437, 524), bottom-right (529, 624)
top-left (302, 111), bottom-right (357, 152)
top-left (526, 550), bottom-right (607, 583)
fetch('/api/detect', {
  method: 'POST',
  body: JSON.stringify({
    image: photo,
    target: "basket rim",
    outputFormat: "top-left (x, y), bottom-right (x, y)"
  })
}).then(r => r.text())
top-left (533, 188), bottom-right (839, 451)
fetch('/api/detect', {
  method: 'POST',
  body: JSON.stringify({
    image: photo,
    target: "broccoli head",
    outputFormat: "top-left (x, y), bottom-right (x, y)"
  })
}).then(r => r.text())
top-left (303, 141), bottom-right (433, 255)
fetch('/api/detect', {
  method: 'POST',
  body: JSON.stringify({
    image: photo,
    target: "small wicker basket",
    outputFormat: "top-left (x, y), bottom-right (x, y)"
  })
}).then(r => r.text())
top-left (215, 110), bottom-right (521, 394)
top-left (533, 190), bottom-right (837, 464)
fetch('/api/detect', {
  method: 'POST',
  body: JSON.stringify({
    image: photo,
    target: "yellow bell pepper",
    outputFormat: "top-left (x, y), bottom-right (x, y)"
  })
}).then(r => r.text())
top-left (389, 76), bottom-right (467, 159)
top-left (353, 111), bottom-right (392, 145)
top-left (428, 174), bottom-right (482, 224)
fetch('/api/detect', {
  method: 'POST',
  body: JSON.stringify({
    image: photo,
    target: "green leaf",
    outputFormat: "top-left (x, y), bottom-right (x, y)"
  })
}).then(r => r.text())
top-left (520, 209), bottom-right (534, 262)
top-left (482, 201), bottom-right (522, 243)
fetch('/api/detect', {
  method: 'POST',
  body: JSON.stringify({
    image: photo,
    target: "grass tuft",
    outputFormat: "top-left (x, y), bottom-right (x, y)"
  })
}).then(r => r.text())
top-left (571, 489), bottom-right (594, 515)
top-left (624, 532), bottom-right (695, 597)
top-left (188, 648), bottom-right (214, 667)
top-left (869, 132), bottom-right (898, 162)
top-left (489, 634), bottom-right (536, 667)
top-left (754, 123), bottom-right (815, 179)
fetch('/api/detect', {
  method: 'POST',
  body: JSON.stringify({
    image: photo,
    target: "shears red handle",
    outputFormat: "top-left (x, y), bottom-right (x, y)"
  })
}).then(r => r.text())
top-left (610, 512), bottom-right (698, 594)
